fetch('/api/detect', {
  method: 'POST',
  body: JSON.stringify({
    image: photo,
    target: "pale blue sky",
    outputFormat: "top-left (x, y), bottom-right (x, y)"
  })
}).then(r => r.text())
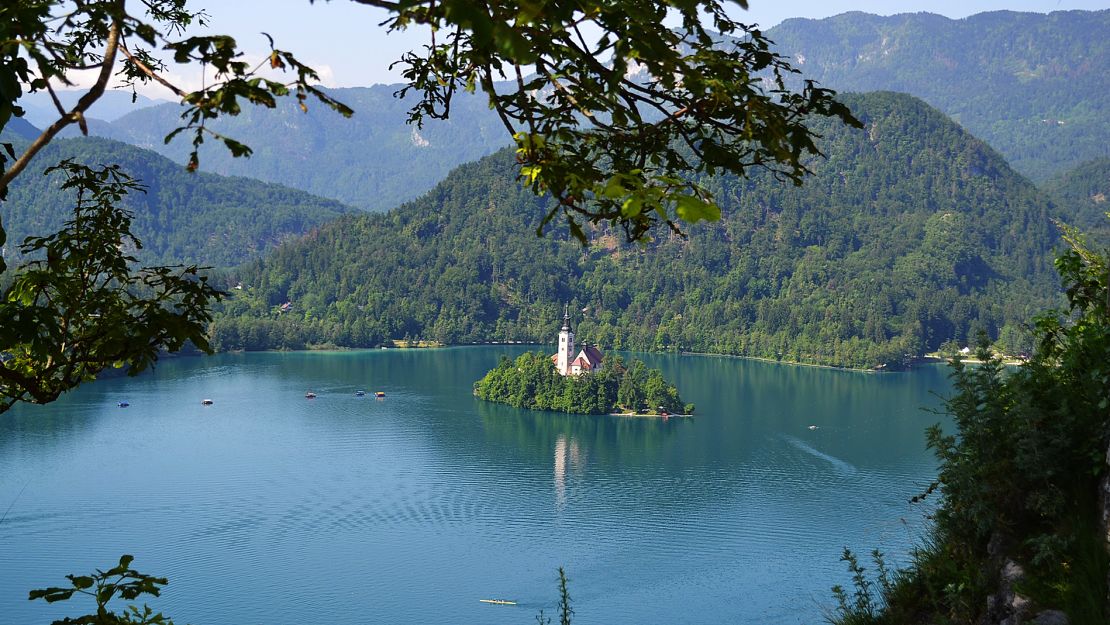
top-left (174, 1), bottom-right (1109, 90)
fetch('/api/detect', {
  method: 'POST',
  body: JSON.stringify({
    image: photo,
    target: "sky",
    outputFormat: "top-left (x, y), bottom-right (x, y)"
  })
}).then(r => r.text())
top-left (58, 0), bottom-right (1110, 98)
top-left (181, 1), bottom-right (1109, 89)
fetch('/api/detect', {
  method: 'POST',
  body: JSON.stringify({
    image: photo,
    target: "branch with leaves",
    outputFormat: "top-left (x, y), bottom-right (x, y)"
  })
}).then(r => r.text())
top-left (0, 1), bottom-right (344, 411)
top-left (0, 0), bottom-right (352, 200)
top-left (0, 161), bottom-right (222, 411)
top-left (367, 0), bottom-right (860, 242)
top-left (29, 555), bottom-right (176, 625)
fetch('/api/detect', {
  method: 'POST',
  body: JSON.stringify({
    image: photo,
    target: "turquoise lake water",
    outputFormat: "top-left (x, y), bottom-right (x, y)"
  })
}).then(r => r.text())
top-left (0, 347), bottom-right (953, 624)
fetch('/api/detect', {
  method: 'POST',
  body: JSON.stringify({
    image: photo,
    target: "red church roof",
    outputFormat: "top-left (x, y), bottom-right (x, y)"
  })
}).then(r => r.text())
top-left (580, 345), bottom-right (604, 365)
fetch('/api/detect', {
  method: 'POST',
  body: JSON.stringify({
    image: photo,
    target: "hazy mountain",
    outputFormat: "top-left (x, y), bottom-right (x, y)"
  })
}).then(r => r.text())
top-left (211, 92), bottom-right (1062, 368)
top-left (16, 89), bottom-right (169, 128)
top-left (0, 117), bottom-right (41, 142)
top-left (765, 9), bottom-right (1110, 181)
top-left (78, 9), bottom-right (1109, 213)
top-left (95, 85), bottom-right (507, 212)
top-left (3, 136), bottom-right (354, 267)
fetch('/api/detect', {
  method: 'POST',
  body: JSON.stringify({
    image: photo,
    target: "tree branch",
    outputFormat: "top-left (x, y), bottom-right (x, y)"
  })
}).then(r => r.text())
top-left (118, 40), bottom-right (188, 98)
top-left (0, 8), bottom-right (123, 195)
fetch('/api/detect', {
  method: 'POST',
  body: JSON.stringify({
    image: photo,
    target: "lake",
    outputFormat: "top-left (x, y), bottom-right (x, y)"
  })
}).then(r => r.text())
top-left (0, 347), bottom-right (952, 625)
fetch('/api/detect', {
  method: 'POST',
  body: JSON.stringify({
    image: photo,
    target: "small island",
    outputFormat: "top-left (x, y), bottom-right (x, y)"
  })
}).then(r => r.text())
top-left (473, 308), bottom-right (692, 416)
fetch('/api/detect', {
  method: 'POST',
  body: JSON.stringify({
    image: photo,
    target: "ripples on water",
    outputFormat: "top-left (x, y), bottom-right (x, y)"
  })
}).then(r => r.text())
top-left (0, 348), bottom-right (950, 625)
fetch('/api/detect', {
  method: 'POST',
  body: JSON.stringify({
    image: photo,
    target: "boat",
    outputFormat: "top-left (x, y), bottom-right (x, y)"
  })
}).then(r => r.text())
top-left (117, 401), bottom-right (130, 408)
top-left (479, 599), bottom-right (517, 606)
top-left (305, 391), bottom-right (317, 399)
top-left (202, 399), bottom-right (214, 405)
top-left (808, 425), bottom-right (819, 431)
top-left (375, 391), bottom-right (385, 398)
top-left (355, 390), bottom-right (366, 397)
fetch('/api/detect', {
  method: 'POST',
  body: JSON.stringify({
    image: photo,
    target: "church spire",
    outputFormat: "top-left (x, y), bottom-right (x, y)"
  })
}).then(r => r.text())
top-left (562, 303), bottom-right (571, 331)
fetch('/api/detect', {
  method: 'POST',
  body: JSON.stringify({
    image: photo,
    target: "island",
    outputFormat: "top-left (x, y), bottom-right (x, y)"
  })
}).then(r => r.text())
top-left (473, 308), bottom-right (692, 416)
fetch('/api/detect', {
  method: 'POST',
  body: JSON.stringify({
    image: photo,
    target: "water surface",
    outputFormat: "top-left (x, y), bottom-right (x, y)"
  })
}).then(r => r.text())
top-left (0, 347), bottom-right (952, 624)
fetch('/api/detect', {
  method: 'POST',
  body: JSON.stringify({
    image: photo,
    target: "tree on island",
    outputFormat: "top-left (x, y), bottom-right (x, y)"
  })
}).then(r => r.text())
top-left (474, 351), bottom-right (690, 415)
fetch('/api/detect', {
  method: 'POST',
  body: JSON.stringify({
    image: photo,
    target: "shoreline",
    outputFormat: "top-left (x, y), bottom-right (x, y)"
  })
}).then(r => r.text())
top-left (203, 342), bottom-right (1021, 372)
top-left (609, 411), bottom-right (693, 419)
top-left (919, 353), bottom-right (1025, 366)
top-left (677, 350), bottom-right (881, 373)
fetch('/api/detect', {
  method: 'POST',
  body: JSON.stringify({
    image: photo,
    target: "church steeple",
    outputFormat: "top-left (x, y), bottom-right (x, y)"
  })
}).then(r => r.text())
top-left (556, 304), bottom-right (575, 375)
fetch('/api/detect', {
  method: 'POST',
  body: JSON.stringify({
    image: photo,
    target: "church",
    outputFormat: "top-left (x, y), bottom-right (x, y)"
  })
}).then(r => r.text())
top-left (551, 305), bottom-right (604, 376)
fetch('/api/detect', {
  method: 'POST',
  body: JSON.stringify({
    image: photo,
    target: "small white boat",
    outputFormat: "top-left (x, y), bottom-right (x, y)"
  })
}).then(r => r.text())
top-left (355, 390), bottom-right (366, 397)
top-left (202, 399), bottom-right (214, 405)
top-left (305, 391), bottom-right (317, 399)
top-left (479, 599), bottom-right (517, 606)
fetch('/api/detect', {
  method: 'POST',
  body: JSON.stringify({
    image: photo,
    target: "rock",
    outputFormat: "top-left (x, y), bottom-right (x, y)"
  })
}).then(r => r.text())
top-left (1030, 610), bottom-right (1069, 625)
top-left (988, 559), bottom-right (1033, 625)
top-left (1002, 559), bottom-right (1025, 583)
top-left (1008, 592), bottom-right (1031, 615)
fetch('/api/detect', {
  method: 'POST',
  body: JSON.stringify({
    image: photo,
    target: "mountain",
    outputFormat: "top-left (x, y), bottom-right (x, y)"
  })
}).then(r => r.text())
top-left (211, 92), bottom-right (1062, 369)
top-left (83, 10), bottom-right (1109, 213)
top-left (2, 136), bottom-right (354, 267)
top-left (765, 9), bottom-right (1110, 181)
top-left (16, 89), bottom-right (168, 127)
top-left (94, 85), bottom-right (507, 212)
top-left (1, 117), bottom-right (41, 142)
top-left (1042, 157), bottom-right (1110, 242)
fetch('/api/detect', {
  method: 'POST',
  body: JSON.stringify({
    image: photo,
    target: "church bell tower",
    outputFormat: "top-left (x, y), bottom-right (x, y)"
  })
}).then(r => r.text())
top-left (556, 304), bottom-right (575, 376)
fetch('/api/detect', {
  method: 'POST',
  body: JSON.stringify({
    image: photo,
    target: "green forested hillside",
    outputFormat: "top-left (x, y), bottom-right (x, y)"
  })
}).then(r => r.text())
top-left (95, 85), bottom-right (506, 212)
top-left (212, 92), bottom-right (1062, 369)
top-left (1043, 158), bottom-right (1110, 244)
top-left (2, 136), bottom-right (353, 267)
top-left (766, 10), bottom-right (1110, 181)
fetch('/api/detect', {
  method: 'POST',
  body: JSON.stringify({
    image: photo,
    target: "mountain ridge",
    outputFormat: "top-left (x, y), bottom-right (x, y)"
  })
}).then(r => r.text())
top-left (95, 84), bottom-right (506, 212)
top-left (766, 9), bottom-right (1110, 181)
top-left (67, 9), bottom-right (1110, 211)
top-left (210, 91), bottom-right (1063, 369)
top-left (2, 135), bottom-right (355, 267)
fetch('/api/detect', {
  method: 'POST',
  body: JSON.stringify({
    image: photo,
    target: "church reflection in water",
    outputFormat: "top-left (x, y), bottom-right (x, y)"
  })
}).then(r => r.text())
top-left (553, 434), bottom-right (586, 510)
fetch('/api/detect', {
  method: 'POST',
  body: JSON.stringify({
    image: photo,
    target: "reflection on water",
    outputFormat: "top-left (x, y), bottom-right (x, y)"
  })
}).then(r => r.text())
top-left (553, 434), bottom-right (587, 512)
top-left (0, 347), bottom-right (952, 625)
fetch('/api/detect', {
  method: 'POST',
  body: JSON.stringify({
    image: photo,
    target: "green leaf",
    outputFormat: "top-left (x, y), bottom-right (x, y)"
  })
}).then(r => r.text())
top-left (673, 194), bottom-right (720, 223)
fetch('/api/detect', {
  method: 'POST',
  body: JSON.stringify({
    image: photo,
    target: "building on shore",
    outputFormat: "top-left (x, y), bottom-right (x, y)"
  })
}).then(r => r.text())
top-left (550, 305), bottom-right (604, 376)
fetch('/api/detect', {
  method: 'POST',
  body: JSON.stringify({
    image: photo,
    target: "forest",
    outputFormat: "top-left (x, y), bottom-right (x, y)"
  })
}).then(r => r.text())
top-left (473, 352), bottom-right (690, 416)
top-left (209, 92), bottom-right (1066, 369)
top-left (767, 9), bottom-right (1110, 181)
top-left (0, 134), bottom-right (353, 266)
